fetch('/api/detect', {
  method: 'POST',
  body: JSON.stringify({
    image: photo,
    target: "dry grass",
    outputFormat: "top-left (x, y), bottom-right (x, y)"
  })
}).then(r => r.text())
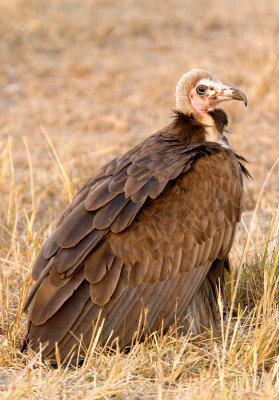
top-left (0, 0), bottom-right (279, 398)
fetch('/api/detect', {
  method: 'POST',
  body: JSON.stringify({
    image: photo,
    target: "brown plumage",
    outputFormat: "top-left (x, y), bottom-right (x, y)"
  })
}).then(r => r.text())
top-left (22, 69), bottom-right (249, 365)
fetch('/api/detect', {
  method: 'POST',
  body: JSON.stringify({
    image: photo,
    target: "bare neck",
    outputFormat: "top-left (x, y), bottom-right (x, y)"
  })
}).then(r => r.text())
top-left (198, 113), bottom-right (222, 143)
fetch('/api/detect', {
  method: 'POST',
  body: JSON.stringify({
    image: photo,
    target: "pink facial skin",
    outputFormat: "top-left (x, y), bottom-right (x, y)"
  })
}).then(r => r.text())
top-left (189, 79), bottom-right (247, 115)
top-left (189, 85), bottom-right (213, 114)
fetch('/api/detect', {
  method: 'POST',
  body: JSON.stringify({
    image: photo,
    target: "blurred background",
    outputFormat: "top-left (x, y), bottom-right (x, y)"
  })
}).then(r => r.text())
top-left (1, 1), bottom-right (279, 392)
top-left (0, 0), bottom-right (278, 224)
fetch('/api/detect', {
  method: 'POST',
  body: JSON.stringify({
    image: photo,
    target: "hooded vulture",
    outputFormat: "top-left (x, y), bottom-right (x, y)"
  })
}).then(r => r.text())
top-left (22, 69), bottom-right (249, 365)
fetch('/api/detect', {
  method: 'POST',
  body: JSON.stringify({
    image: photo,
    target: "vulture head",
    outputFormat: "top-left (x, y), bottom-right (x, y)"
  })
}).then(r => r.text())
top-left (176, 69), bottom-right (247, 118)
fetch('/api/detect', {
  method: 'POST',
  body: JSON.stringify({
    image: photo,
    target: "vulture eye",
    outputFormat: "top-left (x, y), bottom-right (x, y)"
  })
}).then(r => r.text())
top-left (196, 85), bottom-right (208, 95)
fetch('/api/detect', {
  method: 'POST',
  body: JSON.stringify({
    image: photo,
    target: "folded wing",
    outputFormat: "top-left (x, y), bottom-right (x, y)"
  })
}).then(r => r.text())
top-left (24, 138), bottom-right (243, 364)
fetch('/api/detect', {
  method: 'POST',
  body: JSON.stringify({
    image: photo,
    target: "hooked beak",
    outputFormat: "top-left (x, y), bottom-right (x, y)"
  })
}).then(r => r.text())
top-left (215, 83), bottom-right (247, 107)
top-left (229, 88), bottom-right (247, 106)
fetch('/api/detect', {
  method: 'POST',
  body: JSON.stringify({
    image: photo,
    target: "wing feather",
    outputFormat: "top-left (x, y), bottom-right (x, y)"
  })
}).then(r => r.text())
top-left (32, 240), bottom-right (51, 280)
top-left (84, 241), bottom-right (115, 284)
top-left (30, 266), bottom-right (85, 325)
top-left (43, 233), bottom-right (60, 260)
top-left (131, 177), bottom-right (158, 203)
top-left (84, 178), bottom-right (115, 211)
top-left (28, 280), bottom-right (91, 355)
top-left (93, 193), bottom-right (130, 229)
top-left (110, 200), bottom-right (145, 233)
top-left (54, 229), bottom-right (107, 273)
top-left (54, 202), bottom-right (95, 248)
top-left (90, 257), bottom-right (123, 306)
top-left (25, 136), bottom-right (245, 363)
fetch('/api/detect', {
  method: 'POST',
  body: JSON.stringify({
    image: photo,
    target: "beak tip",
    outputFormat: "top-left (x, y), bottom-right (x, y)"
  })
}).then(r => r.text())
top-left (231, 88), bottom-right (247, 107)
